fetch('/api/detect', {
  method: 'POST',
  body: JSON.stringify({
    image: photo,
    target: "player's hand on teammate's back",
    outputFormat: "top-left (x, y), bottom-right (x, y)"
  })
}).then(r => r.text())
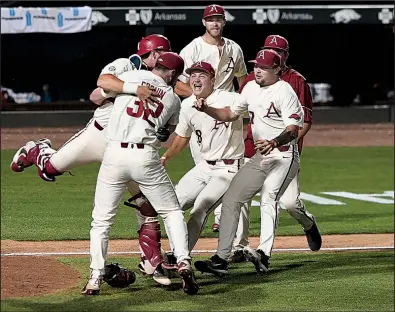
top-left (136, 85), bottom-right (160, 106)
top-left (254, 139), bottom-right (277, 156)
top-left (193, 98), bottom-right (207, 111)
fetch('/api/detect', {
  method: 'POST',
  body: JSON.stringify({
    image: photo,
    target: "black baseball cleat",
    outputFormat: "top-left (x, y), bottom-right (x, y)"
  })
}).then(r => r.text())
top-left (230, 249), bottom-right (247, 263)
top-left (178, 261), bottom-right (199, 295)
top-left (163, 251), bottom-right (178, 267)
top-left (194, 255), bottom-right (229, 277)
top-left (243, 247), bottom-right (270, 274)
top-left (304, 220), bottom-right (322, 251)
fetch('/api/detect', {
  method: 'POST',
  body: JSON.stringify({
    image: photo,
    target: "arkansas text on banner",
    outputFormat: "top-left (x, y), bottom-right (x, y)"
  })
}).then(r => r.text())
top-left (1, 7), bottom-right (92, 34)
top-left (89, 5), bottom-right (394, 26)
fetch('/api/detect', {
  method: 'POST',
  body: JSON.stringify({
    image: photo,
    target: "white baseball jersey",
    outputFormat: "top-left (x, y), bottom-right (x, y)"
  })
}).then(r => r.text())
top-left (179, 37), bottom-right (247, 92)
top-left (231, 80), bottom-right (304, 148)
top-left (108, 70), bottom-right (181, 149)
top-left (93, 58), bottom-right (138, 127)
top-left (176, 89), bottom-right (244, 161)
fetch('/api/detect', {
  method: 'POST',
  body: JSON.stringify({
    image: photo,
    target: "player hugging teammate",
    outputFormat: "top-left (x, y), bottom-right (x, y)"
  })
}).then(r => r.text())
top-left (10, 3), bottom-right (322, 295)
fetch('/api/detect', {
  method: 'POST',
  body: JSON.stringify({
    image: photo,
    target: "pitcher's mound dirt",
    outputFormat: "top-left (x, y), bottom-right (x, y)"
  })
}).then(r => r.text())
top-left (1, 256), bottom-right (80, 299)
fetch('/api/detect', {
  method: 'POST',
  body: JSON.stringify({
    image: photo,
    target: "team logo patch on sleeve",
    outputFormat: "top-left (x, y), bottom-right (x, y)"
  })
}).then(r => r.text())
top-left (108, 66), bottom-right (116, 71)
top-left (289, 114), bottom-right (301, 121)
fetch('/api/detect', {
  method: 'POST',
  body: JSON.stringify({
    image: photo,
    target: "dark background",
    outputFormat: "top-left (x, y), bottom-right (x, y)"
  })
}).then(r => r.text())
top-left (1, 1), bottom-right (394, 106)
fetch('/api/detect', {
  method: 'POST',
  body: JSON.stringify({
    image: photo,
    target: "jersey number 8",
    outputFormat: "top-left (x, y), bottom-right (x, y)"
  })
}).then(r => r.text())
top-left (127, 100), bottom-right (164, 127)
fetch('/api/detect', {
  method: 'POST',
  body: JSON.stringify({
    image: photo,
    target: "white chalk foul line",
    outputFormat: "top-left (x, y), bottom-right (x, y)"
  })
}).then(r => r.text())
top-left (1, 246), bottom-right (393, 257)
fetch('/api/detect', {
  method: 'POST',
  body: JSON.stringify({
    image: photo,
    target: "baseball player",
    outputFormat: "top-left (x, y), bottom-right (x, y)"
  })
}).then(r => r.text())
top-left (174, 4), bottom-right (247, 231)
top-left (160, 61), bottom-right (244, 252)
top-left (10, 35), bottom-right (176, 287)
top-left (193, 49), bottom-right (304, 276)
top-left (230, 35), bottom-right (321, 264)
top-left (84, 52), bottom-right (199, 295)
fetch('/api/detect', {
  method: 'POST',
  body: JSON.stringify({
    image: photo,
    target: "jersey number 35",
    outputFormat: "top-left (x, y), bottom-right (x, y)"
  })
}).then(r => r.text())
top-left (127, 100), bottom-right (164, 127)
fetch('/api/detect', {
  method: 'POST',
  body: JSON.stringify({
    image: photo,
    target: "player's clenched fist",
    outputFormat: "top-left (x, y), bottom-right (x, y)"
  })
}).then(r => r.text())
top-left (254, 139), bottom-right (278, 156)
top-left (193, 98), bottom-right (207, 111)
top-left (136, 85), bottom-right (160, 106)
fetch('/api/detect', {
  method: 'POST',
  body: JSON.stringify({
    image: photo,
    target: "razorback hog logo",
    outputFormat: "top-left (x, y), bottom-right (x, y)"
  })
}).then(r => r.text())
top-left (289, 113), bottom-right (301, 121)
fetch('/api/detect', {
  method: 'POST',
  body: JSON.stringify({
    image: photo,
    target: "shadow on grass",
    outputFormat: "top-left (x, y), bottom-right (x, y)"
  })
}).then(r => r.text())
top-left (2, 252), bottom-right (394, 312)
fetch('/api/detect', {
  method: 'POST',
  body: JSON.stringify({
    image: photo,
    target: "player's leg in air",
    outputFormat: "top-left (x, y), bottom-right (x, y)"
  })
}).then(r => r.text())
top-left (10, 118), bottom-right (107, 181)
top-left (11, 125), bottom-right (173, 286)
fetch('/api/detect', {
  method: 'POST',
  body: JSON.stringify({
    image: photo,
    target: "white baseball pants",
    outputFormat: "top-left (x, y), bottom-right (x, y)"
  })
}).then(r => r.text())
top-left (232, 167), bottom-right (315, 252)
top-left (39, 118), bottom-right (146, 226)
top-left (166, 159), bottom-right (241, 252)
top-left (215, 149), bottom-right (300, 260)
top-left (90, 142), bottom-right (191, 276)
top-left (49, 119), bottom-right (108, 172)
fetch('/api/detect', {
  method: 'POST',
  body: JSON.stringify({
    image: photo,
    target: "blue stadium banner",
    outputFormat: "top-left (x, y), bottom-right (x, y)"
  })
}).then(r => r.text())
top-left (90, 5), bottom-right (394, 27)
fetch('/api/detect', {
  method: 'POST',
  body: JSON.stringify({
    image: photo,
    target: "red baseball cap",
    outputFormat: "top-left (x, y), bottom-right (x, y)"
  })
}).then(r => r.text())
top-left (249, 49), bottom-right (281, 68)
top-left (203, 4), bottom-right (225, 19)
top-left (185, 61), bottom-right (215, 76)
top-left (156, 52), bottom-right (185, 74)
top-left (262, 35), bottom-right (289, 52)
top-left (137, 34), bottom-right (172, 56)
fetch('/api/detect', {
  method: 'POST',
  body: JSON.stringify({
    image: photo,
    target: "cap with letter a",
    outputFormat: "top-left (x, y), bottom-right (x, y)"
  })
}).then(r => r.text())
top-left (203, 4), bottom-right (225, 19)
top-left (156, 52), bottom-right (185, 75)
top-left (249, 49), bottom-right (281, 68)
top-left (185, 61), bottom-right (215, 76)
top-left (262, 35), bottom-right (289, 52)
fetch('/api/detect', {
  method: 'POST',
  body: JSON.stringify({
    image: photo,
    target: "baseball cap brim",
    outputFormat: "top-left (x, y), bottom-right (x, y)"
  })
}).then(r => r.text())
top-left (262, 45), bottom-right (288, 52)
top-left (248, 60), bottom-right (277, 68)
top-left (203, 13), bottom-right (225, 19)
top-left (185, 67), bottom-right (214, 75)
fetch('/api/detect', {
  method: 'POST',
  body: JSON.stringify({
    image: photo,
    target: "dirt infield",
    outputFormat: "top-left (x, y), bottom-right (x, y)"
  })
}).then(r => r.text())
top-left (1, 123), bottom-right (394, 150)
top-left (1, 123), bottom-right (394, 299)
top-left (1, 234), bottom-right (394, 299)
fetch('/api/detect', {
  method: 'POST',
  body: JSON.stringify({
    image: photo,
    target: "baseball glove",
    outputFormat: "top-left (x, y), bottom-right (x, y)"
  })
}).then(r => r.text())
top-left (156, 127), bottom-right (171, 142)
top-left (103, 263), bottom-right (136, 288)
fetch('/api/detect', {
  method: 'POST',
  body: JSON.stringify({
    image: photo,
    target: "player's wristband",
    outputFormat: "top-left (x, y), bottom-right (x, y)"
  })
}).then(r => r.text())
top-left (100, 88), bottom-right (116, 99)
top-left (122, 82), bottom-right (138, 94)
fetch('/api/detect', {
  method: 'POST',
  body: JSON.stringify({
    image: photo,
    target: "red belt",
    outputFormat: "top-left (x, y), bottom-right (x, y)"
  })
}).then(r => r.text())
top-left (120, 143), bottom-right (145, 149)
top-left (206, 159), bottom-right (238, 165)
top-left (94, 120), bottom-right (104, 131)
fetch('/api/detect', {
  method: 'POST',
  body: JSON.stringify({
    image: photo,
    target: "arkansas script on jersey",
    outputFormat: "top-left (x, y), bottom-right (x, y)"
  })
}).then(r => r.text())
top-left (93, 58), bottom-right (139, 127)
top-left (179, 37), bottom-right (247, 92)
top-left (232, 80), bottom-right (304, 151)
top-left (242, 67), bottom-right (313, 157)
top-left (176, 89), bottom-right (244, 161)
top-left (107, 70), bottom-right (181, 149)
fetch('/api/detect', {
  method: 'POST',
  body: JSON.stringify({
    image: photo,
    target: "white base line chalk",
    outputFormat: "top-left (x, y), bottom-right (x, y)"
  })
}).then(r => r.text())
top-left (1, 246), bottom-right (393, 257)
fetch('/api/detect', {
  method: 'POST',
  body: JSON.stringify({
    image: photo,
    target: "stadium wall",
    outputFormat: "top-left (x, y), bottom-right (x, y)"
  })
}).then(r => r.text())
top-left (1, 105), bottom-right (393, 128)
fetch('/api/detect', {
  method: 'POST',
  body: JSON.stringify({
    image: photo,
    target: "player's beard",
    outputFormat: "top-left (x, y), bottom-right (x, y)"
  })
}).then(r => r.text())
top-left (207, 27), bottom-right (223, 39)
top-left (255, 78), bottom-right (266, 87)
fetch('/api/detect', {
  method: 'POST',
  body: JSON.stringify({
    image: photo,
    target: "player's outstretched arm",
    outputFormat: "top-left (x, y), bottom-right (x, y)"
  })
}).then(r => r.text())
top-left (175, 80), bottom-right (193, 98)
top-left (193, 98), bottom-right (239, 122)
top-left (161, 135), bottom-right (190, 166)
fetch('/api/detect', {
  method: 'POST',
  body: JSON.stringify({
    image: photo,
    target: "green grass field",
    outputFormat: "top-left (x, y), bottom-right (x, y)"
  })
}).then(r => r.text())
top-left (1, 146), bottom-right (394, 311)
top-left (1, 146), bottom-right (394, 240)
top-left (2, 252), bottom-right (394, 311)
